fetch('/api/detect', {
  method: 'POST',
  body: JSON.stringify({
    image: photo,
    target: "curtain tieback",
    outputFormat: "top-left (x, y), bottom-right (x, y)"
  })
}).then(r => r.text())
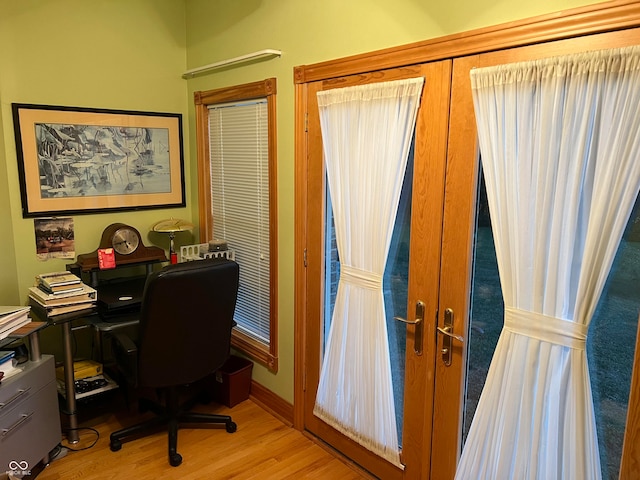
top-left (340, 265), bottom-right (382, 290)
top-left (503, 306), bottom-right (588, 350)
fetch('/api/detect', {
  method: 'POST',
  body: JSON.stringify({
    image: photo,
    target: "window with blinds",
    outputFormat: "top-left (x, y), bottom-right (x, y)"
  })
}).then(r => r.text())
top-left (209, 100), bottom-right (270, 344)
top-left (195, 78), bottom-right (278, 371)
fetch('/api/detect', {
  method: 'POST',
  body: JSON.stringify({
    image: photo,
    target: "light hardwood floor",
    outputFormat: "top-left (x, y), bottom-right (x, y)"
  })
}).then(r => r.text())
top-left (37, 397), bottom-right (370, 480)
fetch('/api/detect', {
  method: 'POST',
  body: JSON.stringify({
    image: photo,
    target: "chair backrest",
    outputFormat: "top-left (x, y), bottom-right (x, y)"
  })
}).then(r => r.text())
top-left (136, 258), bottom-right (239, 388)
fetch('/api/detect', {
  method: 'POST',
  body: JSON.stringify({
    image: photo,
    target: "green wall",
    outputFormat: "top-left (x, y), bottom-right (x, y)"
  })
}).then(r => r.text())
top-left (0, 0), bottom-right (190, 307)
top-left (0, 0), bottom-right (601, 404)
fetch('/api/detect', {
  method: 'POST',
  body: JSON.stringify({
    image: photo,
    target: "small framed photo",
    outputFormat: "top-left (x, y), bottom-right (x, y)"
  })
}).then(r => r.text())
top-left (12, 103), bottom-right (185, 217)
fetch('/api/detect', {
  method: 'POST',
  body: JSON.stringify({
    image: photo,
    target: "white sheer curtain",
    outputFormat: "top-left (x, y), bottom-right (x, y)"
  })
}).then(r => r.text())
top-left (457, 47), bottom-right (640, 479)
top-left (314, 77), bottom-right (423, 468)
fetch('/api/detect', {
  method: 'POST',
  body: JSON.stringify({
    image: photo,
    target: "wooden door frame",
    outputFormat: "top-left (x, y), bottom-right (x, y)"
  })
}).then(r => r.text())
top-left (294, 0), bottom-right (640, 474)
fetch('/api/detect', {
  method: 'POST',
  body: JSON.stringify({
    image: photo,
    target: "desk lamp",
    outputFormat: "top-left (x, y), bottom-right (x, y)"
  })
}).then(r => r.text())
top-left (150, 218), bottom-right (194, 264)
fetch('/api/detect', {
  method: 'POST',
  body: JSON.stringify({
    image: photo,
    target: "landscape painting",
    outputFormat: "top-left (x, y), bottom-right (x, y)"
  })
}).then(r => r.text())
top-left (13, 104), bottom-right (185, 217)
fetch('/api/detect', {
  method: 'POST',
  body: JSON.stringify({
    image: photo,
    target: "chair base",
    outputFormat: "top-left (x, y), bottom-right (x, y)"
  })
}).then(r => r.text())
top-left (109, 386), bottom-right (236, 466)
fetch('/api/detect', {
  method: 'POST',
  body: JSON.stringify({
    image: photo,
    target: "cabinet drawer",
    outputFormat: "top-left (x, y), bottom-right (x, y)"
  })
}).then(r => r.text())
top-left (0, 356), bottom-right (55, 411)
top-left (0, 378), bottom-right (61, 472)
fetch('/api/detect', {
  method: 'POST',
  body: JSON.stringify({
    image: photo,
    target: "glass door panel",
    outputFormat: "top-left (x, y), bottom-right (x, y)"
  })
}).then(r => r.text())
top-left (384, 151), bottom-right (413, 444)
top-left (588, 198), bottom-right (640, 479)
top-left (462, 172), bottom-right (502, 442)
top-left (322, 147), bottom-right (414, 445)
top-left (462, 166), bottom-right (640, 479)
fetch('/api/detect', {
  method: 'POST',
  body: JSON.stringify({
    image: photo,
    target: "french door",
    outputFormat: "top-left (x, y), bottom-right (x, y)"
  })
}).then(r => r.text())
top-left (298, 24), bottom-right (640, 480)
top-left (433, 28), bottom-right (640, 479)
top-left (301, 61), bottom-right (452, 479)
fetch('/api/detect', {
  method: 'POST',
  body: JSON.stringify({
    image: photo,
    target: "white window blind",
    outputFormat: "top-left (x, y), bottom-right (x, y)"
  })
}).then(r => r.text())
top-left (208, 99), bottom-right (270, 344)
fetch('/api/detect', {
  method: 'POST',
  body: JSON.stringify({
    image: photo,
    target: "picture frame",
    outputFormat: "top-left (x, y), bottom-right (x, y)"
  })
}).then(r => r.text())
top-left (12, 103), bottom-right (185, 217)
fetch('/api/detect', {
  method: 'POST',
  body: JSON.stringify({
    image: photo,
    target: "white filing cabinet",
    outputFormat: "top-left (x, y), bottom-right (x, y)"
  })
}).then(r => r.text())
top-left (0, 355), bottom-right (61, 475)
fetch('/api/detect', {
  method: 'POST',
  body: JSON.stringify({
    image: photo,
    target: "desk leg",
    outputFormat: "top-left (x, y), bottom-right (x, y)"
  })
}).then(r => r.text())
top-left (27, 331), bottom-right (41, 362)
top-left (62, 321), bottom-right (79, 444)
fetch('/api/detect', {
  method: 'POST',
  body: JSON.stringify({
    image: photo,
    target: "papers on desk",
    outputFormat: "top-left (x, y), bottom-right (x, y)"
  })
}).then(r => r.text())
top-left (0, 306), bottom-right (29, 317)
top-left (0, 306), bottom-right (31, 340)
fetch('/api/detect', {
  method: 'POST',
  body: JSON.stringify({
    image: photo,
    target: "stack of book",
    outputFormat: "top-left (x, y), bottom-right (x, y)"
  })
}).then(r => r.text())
top-left (0, 306), bottom-right (31, 341)
top-left (29, 271), bottom-right (97, 317)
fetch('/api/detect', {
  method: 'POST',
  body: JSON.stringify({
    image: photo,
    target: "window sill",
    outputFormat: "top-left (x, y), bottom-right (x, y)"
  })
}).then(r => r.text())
top-left (232, 329), bottom-right (278, 373)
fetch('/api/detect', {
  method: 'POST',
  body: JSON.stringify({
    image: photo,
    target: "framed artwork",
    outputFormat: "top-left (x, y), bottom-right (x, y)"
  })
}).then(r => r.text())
top-left (12, 103), bottom-right (185, 217)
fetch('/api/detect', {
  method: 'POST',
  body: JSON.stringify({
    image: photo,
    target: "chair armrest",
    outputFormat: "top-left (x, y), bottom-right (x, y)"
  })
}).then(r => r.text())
top-left (113, 332), bottom-right (137, 355)
top-left (112, 332), bottom-right (138, 386)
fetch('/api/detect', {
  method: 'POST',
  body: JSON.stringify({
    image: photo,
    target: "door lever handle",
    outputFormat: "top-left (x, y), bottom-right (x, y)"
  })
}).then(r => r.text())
top-left (394, 316), bottom-right (421, 325)
top-left (437, 308), bottom-right (464, 366)
top-left (394, 300), bottom-right (424, 355)
top-left (436, 326), bottom-right (464, 343)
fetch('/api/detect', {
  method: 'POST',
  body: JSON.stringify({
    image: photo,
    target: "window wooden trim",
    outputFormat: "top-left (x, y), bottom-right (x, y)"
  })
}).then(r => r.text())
top-left (195, 78), bottom-right (278, 372)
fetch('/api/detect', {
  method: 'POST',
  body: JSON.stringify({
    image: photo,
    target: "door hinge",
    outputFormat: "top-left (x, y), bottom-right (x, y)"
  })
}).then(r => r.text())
top-left (304, 112), bottom-right (309, 132)
top-left (303, 248), bottom-right (308, 267)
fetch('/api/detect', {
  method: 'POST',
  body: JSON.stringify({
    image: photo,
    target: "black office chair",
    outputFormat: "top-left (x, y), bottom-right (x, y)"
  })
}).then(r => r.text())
top-left (109, 257), bottom-right (239, 466)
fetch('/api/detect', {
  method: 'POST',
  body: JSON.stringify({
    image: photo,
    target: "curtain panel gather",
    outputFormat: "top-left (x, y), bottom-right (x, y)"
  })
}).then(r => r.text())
top-left (314, 77), bottom-right (424, 468)
top-left (457, 46), bottom-right (640, 479)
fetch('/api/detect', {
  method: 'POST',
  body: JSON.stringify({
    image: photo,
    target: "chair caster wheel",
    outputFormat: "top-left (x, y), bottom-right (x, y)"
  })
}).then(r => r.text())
top-left (226, 421), bottom-right (237, 433)
top-left (169, 452), bottom-right (182, 467)
top-left (110, 439), bottom-right (122, 452)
